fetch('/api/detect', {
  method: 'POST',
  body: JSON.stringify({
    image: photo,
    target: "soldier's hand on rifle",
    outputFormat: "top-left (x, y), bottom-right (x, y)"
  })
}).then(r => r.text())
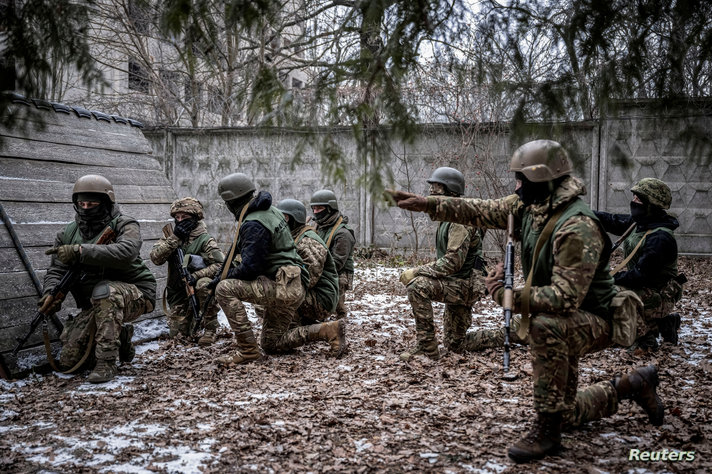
top-left (186, 273), bottom-right (198, 287)
top-left (37, 293), bottom-right (61, 313)
top-left (173, 218), bottom-right (198, 240)
top-left (207, 274), bottom-right (221, 291)
top-left (399, 268), bottom-right (418, 286)
top-left (384, 190), bottom-right (428, 212)
top-left (485, 262), bottom-right (505, 297)
top-left (45, 244), bottom-right (81, 265)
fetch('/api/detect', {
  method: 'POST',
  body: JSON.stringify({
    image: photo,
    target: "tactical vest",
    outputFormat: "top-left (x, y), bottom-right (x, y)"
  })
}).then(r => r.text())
top-left (436, 222), bottom-right (482, 280)
top-left (316, 220), bottom-right (355, 274)
top-left (241, 207), bottom-right (306, 280)
top-left (166, 233), bottom-right (211, 306)
top-left (623, 227), bottom-right (678, 281)
top-left (521, 199), bottom-right (616, 318)
top-left (63, 215), bottom-right (156, 306)
top-left (297, 229), bottom-right (339, 312)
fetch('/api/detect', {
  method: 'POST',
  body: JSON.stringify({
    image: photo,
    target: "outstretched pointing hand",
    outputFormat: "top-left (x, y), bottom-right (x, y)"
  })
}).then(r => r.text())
top-left (384, 189), bottom-right (428, 212)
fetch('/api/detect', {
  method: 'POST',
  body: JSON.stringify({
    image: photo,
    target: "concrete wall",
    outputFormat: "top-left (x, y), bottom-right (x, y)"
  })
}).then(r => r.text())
top-left (144, 100), bottom-right (712, 256)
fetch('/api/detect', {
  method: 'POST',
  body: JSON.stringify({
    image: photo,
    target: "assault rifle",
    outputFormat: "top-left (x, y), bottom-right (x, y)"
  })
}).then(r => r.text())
top-left (162, 224), bottom-right (201, 332)
top-left (502, 213), bottom-right (515, 377)
top-left (13, 225), bottom-right (117, 356)
top-left (611, 222), bottom-right (636, 253)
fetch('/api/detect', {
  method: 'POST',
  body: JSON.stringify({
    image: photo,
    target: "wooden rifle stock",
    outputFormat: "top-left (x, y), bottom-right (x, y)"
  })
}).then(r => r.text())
top-left (611, 222), bottom-right (636, 253)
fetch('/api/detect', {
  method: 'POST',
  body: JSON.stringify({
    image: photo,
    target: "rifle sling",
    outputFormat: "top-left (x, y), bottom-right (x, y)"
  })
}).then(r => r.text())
top-left (221, 198), bottom-right (254, 281)
top-left (325, 216), bottom-right (343, 248)
top-left (610, 229), bottom-right (653, 275)
top-left (44, 315), bottom-right (96, 374)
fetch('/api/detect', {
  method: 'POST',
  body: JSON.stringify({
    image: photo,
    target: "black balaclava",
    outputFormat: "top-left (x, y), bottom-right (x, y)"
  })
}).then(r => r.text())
top-left (285, 215), bottom-right (300, 232)
top-left (314, 207), bottom-right (334, 224)
top-left (630, 193), bottom-right (665, 223)
top-left (514, 172), bottom-right (553, 206)
top-left (74, 193), bottom-right (113, 240)
top-left (225, 193), bottom-right (254, 219)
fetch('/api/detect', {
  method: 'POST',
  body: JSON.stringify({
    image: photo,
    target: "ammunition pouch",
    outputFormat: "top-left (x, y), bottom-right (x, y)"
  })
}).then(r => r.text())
top-left (91, 281), bottom-right (111, 301)
top-left (610, 288), bottom-right (646, 347)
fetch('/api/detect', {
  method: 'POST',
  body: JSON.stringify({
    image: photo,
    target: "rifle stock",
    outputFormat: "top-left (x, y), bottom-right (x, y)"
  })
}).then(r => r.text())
top-left (503, 213), bottom-right (515, 373)
top-left (12, 225), bottom-right (116, 356)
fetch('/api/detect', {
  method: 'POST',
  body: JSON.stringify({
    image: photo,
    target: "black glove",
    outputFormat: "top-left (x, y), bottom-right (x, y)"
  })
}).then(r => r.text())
top-left (206, 275), bottom-right (221, 291)
top-left (186, 273), bottom-right (197, 287)
top-left (173, 218), bottom-right (198, 240)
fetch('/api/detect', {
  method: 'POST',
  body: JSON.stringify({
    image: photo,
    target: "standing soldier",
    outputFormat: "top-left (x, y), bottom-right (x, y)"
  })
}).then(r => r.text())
top-left (43, 175), bottom-right (156, 383)
top-left (150, 197), bottom-right (224, 345)
top-left (276, 199), bottom-right (339, 325)
top-left (387, 140), bottom-right (665, 463)
top-left (210, 174), bottom-right (346, 365)
top-left (595, 178), bottom-right (685, 349)
top-left (398, 167), bottom-right (487, 361)
top-left (310, 190), bottom-right (355, 320)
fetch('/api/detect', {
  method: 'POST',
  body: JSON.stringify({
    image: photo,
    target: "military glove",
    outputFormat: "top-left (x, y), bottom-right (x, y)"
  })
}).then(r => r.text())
top-left (173, 218), bottom-right (198, 240)
top-left (186, 273), bottom-right (198, 287)
top-left (485, 262), bottom-right (505, 297)
top-left (399, 268), bottom-right (419, 286)
top-left (45, 244), bottom-right (81, 265)
top-left (384, 190), bottom-right (428, 212)
top-left (206, 274), bottom-right (221, 291)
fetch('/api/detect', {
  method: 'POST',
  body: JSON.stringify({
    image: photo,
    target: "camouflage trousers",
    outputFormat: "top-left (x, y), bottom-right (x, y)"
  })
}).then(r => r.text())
top-left (167, 277), bottom-right (220, 337)
top-left (529, 309), bottom-right (619, 427)
top-left (336, 272), bottom-right (353, 319)
top-left (631, 278), bottom-right (683, 334)
top-left (59, 281), bottom-right (153, 368)
top-left (215, 265), bottom-right (310, 354)
top-left (297, 290), bottom-right (334, 326)
top-left (460, 314), bottom-right (527, 351)
top-left (405, 274), bottom-right (485, 351)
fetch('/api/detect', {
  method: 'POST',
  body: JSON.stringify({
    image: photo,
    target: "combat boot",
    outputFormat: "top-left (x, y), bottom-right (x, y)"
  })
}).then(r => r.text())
top-left (399, 340), bottom-right (439, 361)
top-left (613, 365), bottom-right (664, 426)
top-left (216, 329), bottom-right (262, 365)
top-left (659, 313), bottom-right (681, 345)
top-left (119, 324), bottom-right (135, 363)
top-left (198, 329), bottom-right (216, 347)
top-left (88, 359), bottom-right (118, 384)
top-left (308, 320), bottom-right (347, 356)
top-left (507, 412), bottom-right (562, 463)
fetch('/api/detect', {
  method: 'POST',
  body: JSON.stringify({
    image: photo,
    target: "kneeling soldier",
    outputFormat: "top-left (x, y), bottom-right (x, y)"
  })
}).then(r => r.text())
top-left (150, 197), bottom-right (224, 345)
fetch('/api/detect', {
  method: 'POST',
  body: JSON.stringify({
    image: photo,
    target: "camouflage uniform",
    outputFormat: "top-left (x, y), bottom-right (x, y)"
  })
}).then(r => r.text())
top-left (46, 211), bottom-right (156, 372)
top-left (596, 178), bottom-right (684, 347)
top-left (404, 222), bottom-right (487, 353)
top-left (315, 212), bottom-right (355, 319)
top-left (292, 225), bottom-right (339, 325)
top-left (150, 220), bottom-right (224, 337)
top-left (425, 177), bottom-right (622, 427)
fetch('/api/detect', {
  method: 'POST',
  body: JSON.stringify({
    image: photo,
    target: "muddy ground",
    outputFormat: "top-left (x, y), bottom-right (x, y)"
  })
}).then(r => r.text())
top-left (1, 256), bottom-right (711, 473)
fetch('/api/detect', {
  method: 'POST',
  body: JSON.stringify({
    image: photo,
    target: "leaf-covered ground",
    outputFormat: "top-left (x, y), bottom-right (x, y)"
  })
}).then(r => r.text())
top-left (1, 256), bottom-right (711, 473)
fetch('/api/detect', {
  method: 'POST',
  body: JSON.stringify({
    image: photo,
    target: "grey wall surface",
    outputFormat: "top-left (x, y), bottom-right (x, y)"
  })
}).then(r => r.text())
top-left (144, 100), bottom-right (712, 256)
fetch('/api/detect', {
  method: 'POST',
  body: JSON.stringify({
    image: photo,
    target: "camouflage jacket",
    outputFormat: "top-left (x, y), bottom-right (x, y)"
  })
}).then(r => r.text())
top-left (150, 221), bottom-right (224, 302)
top-left (425, 176), bottom-right (614, 316)
top-left (417, 222), bottom-right (483, 280)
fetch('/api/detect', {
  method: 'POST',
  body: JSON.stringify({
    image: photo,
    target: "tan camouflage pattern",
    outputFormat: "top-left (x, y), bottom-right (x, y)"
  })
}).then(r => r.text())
top-left (425, 175), bottom-right (620, 422)
top-left (166, 277), bottom-right (220, 336)
top-left (298, 291), bottom-right (334, 325)
top-left (295, 231), bottom-right (328, 289)
top-left (627, 277), bottom-right (683, 336)
top-left (336, 273), bottom-right (353, 319)
top-left (417, 223), bottom-right (482, 279)
top-left (460, 314), bottom-right (527, 351)
top-left (216, 265), bottom-right (306, 354)
top-left (59, 281), bottom-right (152, 368)
top-left (170, 197), bottom-right (205, 219)
top-left (631, 178), bottom-right (672, 209)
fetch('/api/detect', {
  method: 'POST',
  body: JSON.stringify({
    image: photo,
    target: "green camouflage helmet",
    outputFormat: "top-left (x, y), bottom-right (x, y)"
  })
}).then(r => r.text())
top-left (631, 178), bottom-right (672, 210)
top-left (72, 174), bottom-right (115, 202)
top-left (509, 140), bottom-right (573, 182)
top-left (427, 167), bottom-right (465, 195)
top-left (310, 189), bottom-right (339, 211)
top-left (277, 198), bottom-right (307, 224)
top-left (170, 197), bottom-right (204, 220)
top-left (217, 173), bottom-right (256, 202)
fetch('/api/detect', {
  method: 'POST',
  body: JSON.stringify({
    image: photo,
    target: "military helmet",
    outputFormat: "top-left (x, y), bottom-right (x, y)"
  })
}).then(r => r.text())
top-left (427, 167), bottom-right (465, 195)
top-left (277, 198), bottom-right (307, 225)
top-left (509, 140), bottom-right (573, 183)
top-left (310, 189), bottom-right (339, 211)
top-left (217, 173), bottom-right (256, 202)
top-left (170, 197), bottom-right (204, 220)
top-left (631, 178), bottom-right (672, 210)
top-left (72, 174), bottom-right (115, 203)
